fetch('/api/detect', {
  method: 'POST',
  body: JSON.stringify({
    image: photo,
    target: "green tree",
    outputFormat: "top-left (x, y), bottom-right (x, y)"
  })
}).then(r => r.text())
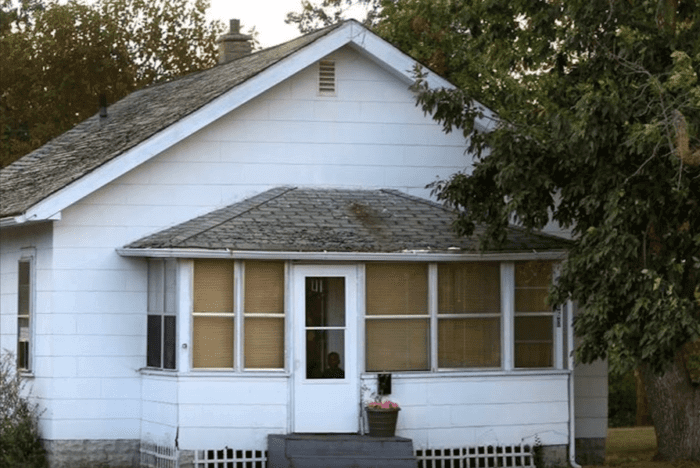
top-left (0, 0), bottom-right (225, 167)
top-left (288, 0), bottom-right (700, 459)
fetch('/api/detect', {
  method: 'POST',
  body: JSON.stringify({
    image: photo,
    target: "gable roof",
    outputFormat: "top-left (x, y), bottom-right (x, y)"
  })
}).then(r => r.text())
top-left (119, 187), bottom-right (570, 258)
top-left (1, 20), bottom-right (485, 225)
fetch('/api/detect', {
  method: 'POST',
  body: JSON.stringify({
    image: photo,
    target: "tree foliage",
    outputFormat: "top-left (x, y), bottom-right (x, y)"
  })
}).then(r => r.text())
top-left (0, 0), bottom-right (225, 167)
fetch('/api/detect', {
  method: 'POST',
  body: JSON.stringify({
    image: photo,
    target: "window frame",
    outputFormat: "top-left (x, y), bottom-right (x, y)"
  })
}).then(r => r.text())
top-left (17, 250), bottom-right (35, 373)
top-left (362, 261), bottom-right (563, 374)
top-left (190, 259), bottom-right (288, 373)
top-left (146, 258), bottom-right (178, 370)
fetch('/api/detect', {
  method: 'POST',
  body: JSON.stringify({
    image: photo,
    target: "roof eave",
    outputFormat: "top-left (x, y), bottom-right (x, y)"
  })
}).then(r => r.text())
top-left (116, 247), bottom-right (568, 262)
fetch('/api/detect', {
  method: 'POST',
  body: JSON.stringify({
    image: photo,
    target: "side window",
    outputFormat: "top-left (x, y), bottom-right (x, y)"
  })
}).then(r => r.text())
top-left (147, 259), bottom-right (177, 369)
top-left (17, 259), bottom-right (32, 371)
top-left (514, 261), bottom-right (555, 368)
top-left (244, 261), bottom-right (285, 369)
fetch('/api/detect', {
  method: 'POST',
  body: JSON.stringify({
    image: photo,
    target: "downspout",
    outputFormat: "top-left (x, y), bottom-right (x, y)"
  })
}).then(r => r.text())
top-left (567, 300), bottom-right (582, 468)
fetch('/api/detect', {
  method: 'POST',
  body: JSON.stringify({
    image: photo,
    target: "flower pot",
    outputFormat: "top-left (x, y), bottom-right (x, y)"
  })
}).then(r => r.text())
top-left (366, 408), bottom-right (400, 437)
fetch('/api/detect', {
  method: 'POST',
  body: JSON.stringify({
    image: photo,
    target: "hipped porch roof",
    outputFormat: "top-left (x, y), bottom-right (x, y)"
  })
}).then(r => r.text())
top-left (120, 187), bottom-right (570, 258)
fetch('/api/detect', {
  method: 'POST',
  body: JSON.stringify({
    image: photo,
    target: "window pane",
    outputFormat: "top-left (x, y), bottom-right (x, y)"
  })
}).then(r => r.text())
top-left (193, 317), bottom-right (234, 368)
top-left (366, 263), bottom-right (427, 315)
top-left (306, 277), bottom-right (345, 327)
top-left (18, 341), bottom-right (29, 370)
top-left (163, 316), bottom-right (176, 370)
top-left (245, 317), bottom-right (284, 369)
top-left (18, 261), bottom-right (30, 316)
top-left (515, 261), bottom-right (552, 312)
top-left (438, 318), bottom-right (500, 368)
top-left (245, 261), bottom-right (284, 314)
top-left (164, 259), bottom-right (177, 315)
top-left (438, 262), bottom-right (500, 314)
top-left (194, 260), bottom-right (233, 312)
top-left (147, 260), bottom-right (164, 313)
top-left (306, 330), bottom-right (345, 379)
top-left (515, 316), bottom-right (553, 368)
top-left (147, 315), bottom-right (162, 368)
top-left (366, 319), bottom-right (429, 371)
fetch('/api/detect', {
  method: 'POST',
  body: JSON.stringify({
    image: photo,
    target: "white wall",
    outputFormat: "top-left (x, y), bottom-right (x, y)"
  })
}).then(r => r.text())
top-left (363, 373), bottom-right (570, 449)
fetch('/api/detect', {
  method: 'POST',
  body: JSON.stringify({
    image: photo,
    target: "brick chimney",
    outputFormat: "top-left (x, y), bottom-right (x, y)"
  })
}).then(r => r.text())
top-left (217, 19), bottom-right (253, 64)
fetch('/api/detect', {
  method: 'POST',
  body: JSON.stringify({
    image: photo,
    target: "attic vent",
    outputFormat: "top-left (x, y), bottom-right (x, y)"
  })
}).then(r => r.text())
top-left (318, 59), bottom-right (336, 95)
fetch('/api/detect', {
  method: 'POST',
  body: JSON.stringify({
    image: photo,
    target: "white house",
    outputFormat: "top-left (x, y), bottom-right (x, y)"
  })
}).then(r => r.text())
top-left (0, 20), bottom-right (607, 468)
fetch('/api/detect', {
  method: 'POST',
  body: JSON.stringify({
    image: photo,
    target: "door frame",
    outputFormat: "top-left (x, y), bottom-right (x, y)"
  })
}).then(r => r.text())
top-left (291, 263), bottom-right (360, 433)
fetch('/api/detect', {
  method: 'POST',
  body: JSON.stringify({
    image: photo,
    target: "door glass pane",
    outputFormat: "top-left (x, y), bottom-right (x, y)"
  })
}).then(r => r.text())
top-left (306, 330), bottom-right (345, 379)
top-left (305, 278), bottom-right (345, 327)
top-left (305, 277), bottom-right (345, 379)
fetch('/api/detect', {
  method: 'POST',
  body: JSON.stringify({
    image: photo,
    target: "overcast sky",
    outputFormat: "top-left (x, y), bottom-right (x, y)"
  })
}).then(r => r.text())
top-left (207, 0), bottom-right (369, 48)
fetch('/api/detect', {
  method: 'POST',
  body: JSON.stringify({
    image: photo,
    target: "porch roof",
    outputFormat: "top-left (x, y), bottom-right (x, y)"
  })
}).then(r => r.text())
top-left (122, 187), bottom-right (571, 255)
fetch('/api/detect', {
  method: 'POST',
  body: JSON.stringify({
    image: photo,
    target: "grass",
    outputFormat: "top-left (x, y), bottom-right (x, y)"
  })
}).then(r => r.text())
top-left (586, 426), bottom-right (700, 468)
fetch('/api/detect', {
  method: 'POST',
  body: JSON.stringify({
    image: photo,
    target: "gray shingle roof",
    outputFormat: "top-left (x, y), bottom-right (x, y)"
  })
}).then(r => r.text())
top-left (0, 23), bottom-right (344, 218)
top-left (124, 187), bottom-right (571, 253)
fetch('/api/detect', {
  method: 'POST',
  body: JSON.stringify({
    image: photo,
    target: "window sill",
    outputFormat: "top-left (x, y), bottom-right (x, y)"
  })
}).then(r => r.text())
top-left (361, 368), bottom-right (571, 379)
top-left (140, 368), bottom-right (290, 378)
top-left (19, 371), bottom-right (35, 379)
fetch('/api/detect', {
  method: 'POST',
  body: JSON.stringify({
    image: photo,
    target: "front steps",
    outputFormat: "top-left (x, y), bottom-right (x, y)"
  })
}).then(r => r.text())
top-left (268, 433), bottom-right (418, 468)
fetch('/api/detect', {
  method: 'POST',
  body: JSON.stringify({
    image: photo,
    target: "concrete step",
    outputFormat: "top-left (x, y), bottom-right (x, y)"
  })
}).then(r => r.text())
top-left (288, 455), bottom-right (417, 468)
top-left (268, 434), bottom-right (418, 468)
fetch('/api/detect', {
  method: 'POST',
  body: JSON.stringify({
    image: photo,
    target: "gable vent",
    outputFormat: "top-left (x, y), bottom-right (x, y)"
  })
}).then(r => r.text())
top-left (318, 59), bottom-right (336, 95)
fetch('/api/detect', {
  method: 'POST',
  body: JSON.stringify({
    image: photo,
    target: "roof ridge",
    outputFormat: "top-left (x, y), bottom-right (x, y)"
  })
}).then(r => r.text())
top-left (164, 186), bottom-right (297, 247)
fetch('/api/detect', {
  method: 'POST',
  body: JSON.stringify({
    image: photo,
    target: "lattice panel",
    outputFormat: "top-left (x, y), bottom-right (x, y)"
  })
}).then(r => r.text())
top-left (415, 445), bottom-right (535, 468)
top-left (194, 448), bottom-right (267, 468)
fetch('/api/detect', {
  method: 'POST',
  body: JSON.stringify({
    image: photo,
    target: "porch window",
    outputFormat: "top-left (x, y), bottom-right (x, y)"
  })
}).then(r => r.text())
top-left (193, 260), bottom-right (235, 368)
top-left (437, 262), bottom-right (501, 368)
top-left (365, 263), bottom-right (430, 371)
top-left (147, 259), bottom-right (177, 369)
top-left (244, 261), bottom-right (285, 369)
top-left (191, 259), bottom-right (286, 370)
top-left (514, 261), bottom-right (554, 368)
top-left (17, 259), bottom-right (32, 371)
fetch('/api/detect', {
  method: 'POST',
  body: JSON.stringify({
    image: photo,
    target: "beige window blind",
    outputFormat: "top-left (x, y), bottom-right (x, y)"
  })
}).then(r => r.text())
top-left (244, 261), bottom-right (285, 369)
top-left (192, 260), bottom-right (234, 368)
top-left (514, 261), bottom-right (554, 368)
top-left (365, 263), bottom-right (429, 371)
top-left (437, 262), bottom-right (501, 368)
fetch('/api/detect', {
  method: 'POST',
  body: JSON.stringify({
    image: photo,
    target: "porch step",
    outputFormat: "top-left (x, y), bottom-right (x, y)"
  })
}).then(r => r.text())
top-left (268, 433), bottom-right (418, 468)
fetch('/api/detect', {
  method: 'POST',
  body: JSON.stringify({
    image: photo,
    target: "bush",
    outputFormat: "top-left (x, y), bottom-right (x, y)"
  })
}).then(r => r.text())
top-left (0, 351), bottom-right (47, 468)
top-left (608, 369), bottom-right (637, 427)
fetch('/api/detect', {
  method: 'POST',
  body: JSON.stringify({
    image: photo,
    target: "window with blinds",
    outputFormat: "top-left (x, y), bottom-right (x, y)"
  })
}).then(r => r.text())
top-left (244, 261), bottom-right (285, 369)
top-left (514, 261), bottom-right (554, 368)
top-left (437, 262), bottom-right (501, 368)
top-left (365, 263), bottom-right (429, 371)
top-left (193, 259), bottom-right (235, 368)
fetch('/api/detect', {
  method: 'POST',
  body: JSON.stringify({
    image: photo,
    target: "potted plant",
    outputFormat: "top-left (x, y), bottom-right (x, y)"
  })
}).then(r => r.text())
top-left (365, 399), bottom-right (400, 437)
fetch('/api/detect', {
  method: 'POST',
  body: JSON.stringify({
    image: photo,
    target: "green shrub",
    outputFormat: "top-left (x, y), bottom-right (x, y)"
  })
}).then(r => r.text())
top-left (0, 351), bottom-right (47, 468)
top-left (608, 369), bottom-right (637, 427)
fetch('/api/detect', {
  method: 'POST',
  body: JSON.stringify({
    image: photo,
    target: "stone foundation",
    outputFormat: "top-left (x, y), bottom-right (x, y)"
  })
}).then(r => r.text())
top-left (540, 444), bottom-right (568, 468)
top-left (575, 437), bottom-right (606, 465)
top-left (43, 439), bottom-right (139, 468)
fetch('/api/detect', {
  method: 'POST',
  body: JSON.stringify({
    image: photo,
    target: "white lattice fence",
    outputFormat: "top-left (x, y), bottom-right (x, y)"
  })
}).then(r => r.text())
top-left (194, 448), bottom-right (267, 468)
top-left (140, 442), bottom-right (178, 468)
top-left (415, 444), bottom-right (535, 468)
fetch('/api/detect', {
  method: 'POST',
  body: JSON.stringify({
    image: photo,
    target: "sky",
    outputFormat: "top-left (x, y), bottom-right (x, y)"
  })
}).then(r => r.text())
top-left (207, 1), bottom-right (304, 48)
top-left (207, 0), bottom-right (369, 49)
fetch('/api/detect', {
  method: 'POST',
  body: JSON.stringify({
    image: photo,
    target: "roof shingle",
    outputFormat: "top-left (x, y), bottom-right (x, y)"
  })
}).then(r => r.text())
top-left (124, 187), bottom-right (571, 253)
